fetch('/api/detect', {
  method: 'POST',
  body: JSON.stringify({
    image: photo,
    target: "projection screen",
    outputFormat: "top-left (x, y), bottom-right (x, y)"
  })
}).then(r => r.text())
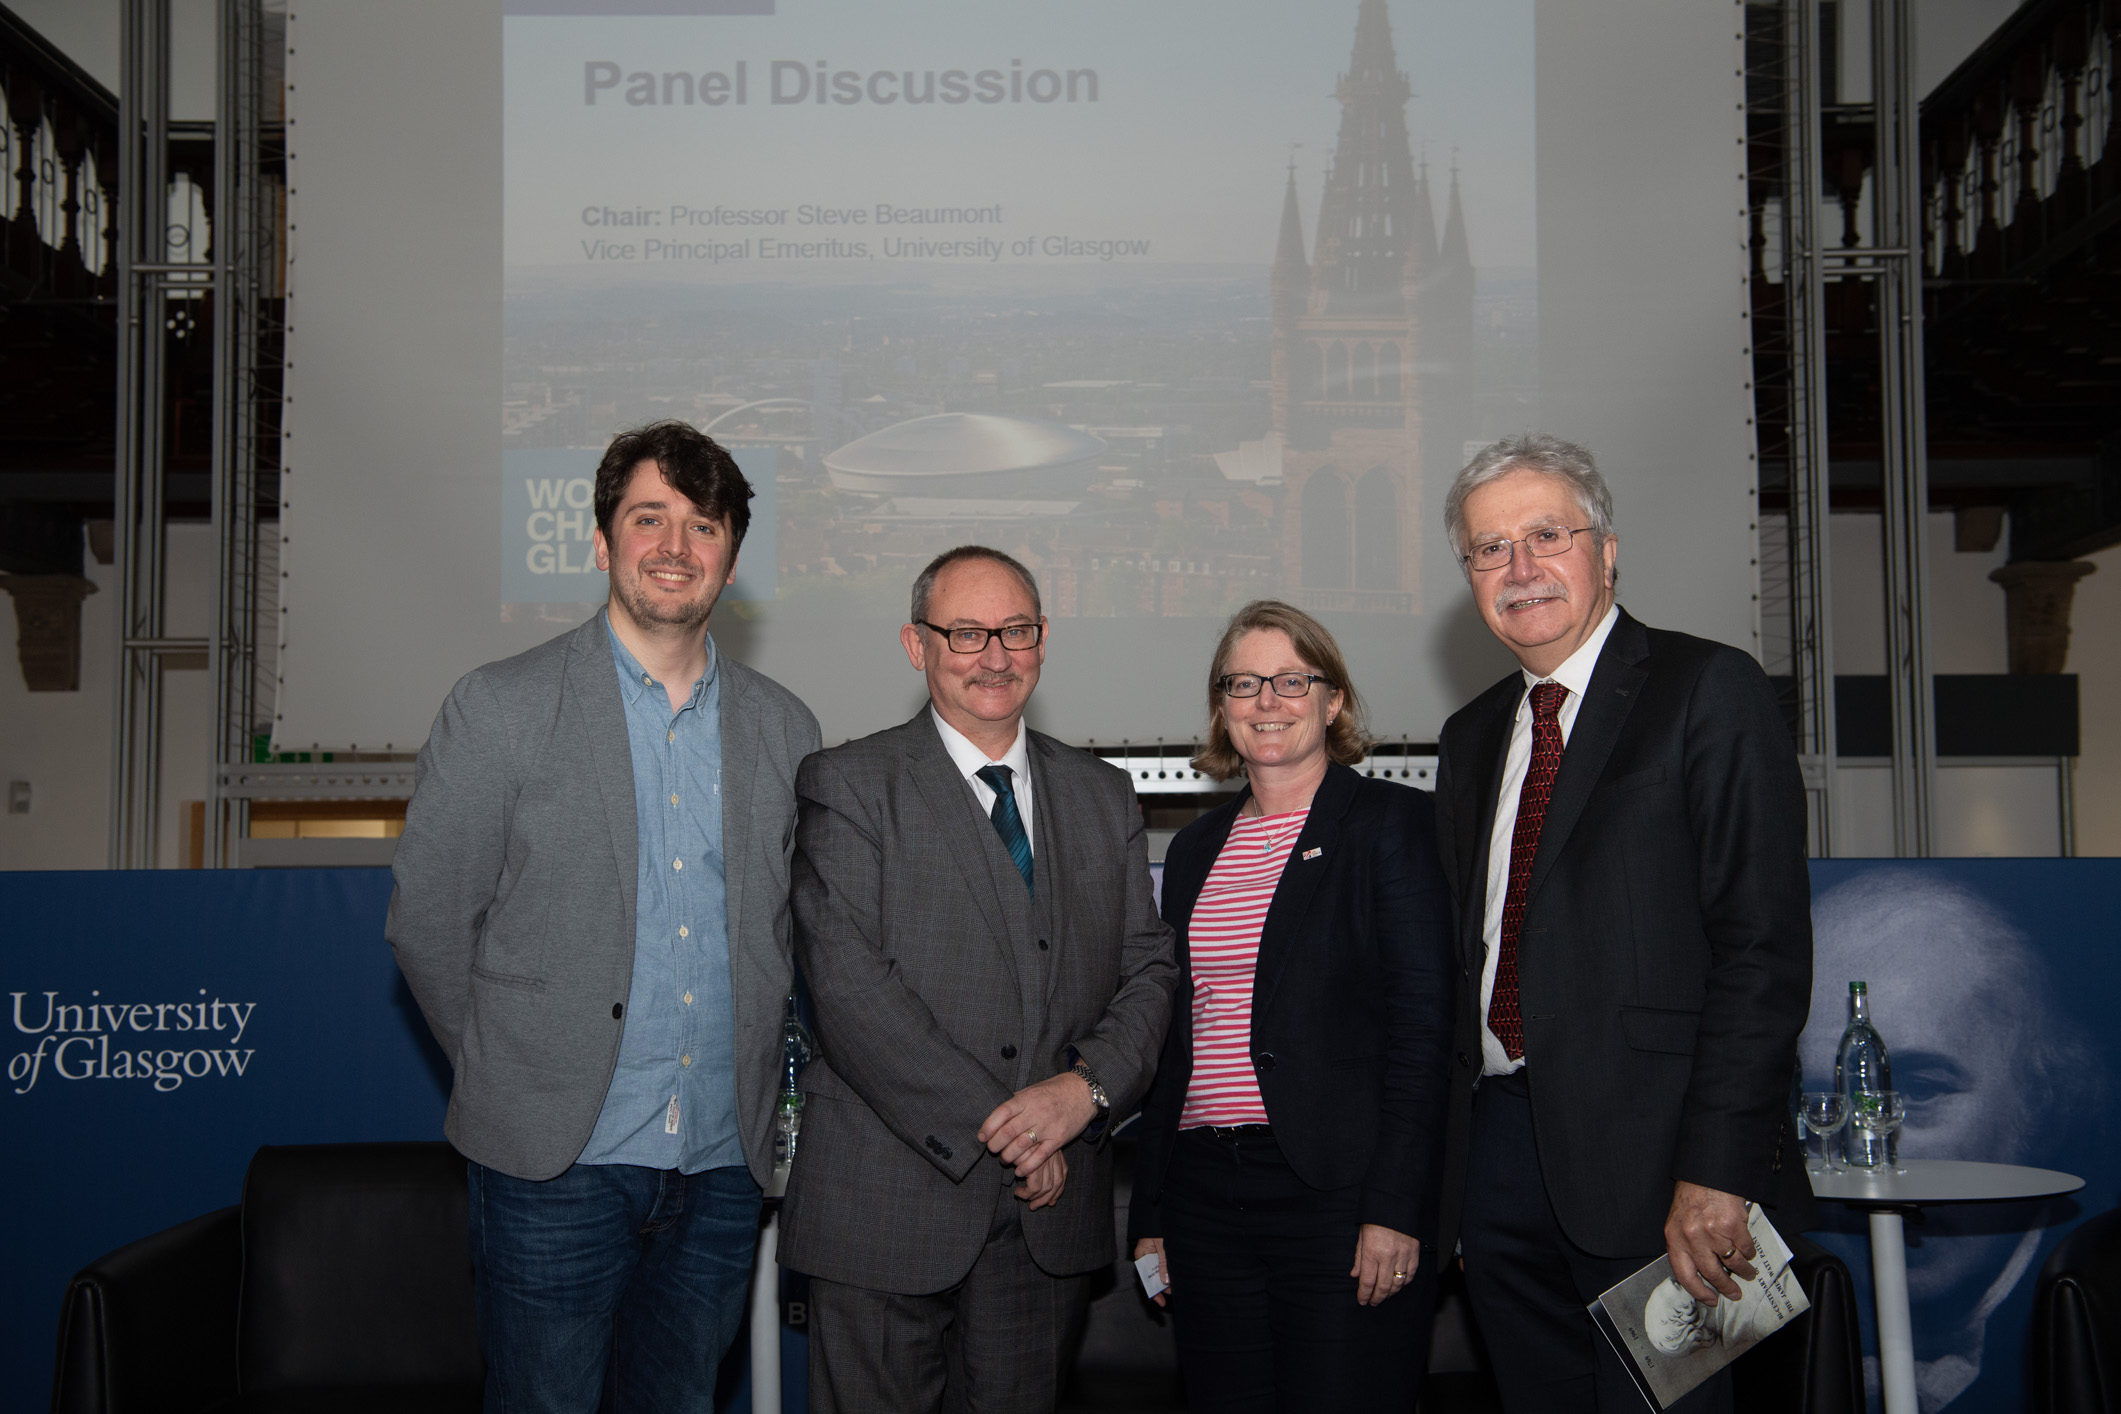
top-left (276, 0), bottom-right (1755, 751)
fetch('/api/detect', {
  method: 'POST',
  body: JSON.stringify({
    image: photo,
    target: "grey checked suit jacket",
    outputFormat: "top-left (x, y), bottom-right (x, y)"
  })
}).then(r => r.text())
top-left (778, 708), bottom-right (1178, 1293)
top-left (386, 613), bottom-right (821, 1184)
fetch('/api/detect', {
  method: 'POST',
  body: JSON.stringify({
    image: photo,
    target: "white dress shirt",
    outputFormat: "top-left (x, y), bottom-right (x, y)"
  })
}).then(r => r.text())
top-left (1478, 604), bottom-right (1620, 1076)
top-left (931, 708), bottom-right (1036, 855)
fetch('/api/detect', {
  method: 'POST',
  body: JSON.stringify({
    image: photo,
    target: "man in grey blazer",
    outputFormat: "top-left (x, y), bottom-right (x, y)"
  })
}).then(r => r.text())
top-left (387, 420), bottom-right (820, 1414)
top-left (780, 545), bottom-right (1177, 1414)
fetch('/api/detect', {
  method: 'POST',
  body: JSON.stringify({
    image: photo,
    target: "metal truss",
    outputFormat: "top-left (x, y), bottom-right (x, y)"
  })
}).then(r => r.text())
top-left (110, 0), bottom-right (282, 867)
top-left (109, 0), bottom-right (186, 867)
top-left (203, 0), bottom-right (279, 867)
top-left (1870, 0), bottom-right (1938, 855)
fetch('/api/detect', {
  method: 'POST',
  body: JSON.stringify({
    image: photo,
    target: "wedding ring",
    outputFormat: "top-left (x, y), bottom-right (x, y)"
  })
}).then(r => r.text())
top-left (1024, 1130), bottom-right (1038, 1143)
top-left (1719, 1247), bottom-right (1737, 1260)
top-left (1393, 1271), bottom-right (1407, 1280)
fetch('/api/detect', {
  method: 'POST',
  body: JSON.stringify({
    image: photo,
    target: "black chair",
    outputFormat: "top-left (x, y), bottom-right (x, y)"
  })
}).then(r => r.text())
top-left (53, 1142), bottom-right (482, 1414)
top-left (1732, 1233), bottom-right (1866, 1414)
top-left (2033, 1207), bottom-right (2121, 1414)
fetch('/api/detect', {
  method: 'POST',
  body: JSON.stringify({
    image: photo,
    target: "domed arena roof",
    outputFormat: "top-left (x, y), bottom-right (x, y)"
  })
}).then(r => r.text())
top-left (823, 414), bottom-right (1106, 497)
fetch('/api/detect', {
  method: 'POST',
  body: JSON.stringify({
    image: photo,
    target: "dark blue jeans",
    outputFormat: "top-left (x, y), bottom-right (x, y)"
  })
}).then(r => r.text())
top-left (467, 1160), bottom-right (763, 1414)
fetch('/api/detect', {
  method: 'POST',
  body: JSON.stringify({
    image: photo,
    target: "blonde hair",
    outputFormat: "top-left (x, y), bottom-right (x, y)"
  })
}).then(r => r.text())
top-left (1191, 600), bottom-right (1372, 782)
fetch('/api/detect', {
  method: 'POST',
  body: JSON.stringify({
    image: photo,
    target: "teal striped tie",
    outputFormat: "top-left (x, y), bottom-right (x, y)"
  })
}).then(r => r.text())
top-left (975, 764), bottom-right (1034, 896)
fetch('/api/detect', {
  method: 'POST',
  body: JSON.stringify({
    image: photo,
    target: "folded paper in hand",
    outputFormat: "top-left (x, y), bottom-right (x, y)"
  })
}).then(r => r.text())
top-left (1588, 1203), bottom-right (1811, 1410)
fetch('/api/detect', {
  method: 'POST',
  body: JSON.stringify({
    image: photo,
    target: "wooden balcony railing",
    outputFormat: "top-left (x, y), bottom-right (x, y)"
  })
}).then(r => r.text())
top-left (1922, 0), bottom-right (2115, 279)
top-left (0, 4), bottom-right (118, 303)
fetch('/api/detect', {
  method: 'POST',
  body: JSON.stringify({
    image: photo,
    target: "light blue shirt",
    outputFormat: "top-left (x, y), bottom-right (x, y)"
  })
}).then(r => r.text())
top-left (577, 614), bottom-right (742, 1173)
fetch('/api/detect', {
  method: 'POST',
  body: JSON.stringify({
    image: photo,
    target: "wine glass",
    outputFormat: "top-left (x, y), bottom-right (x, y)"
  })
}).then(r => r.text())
top-left (1802, 1092), bottom-right (1848, 1174)
top-left (1851, 1091), bottom-right (1908, 1174)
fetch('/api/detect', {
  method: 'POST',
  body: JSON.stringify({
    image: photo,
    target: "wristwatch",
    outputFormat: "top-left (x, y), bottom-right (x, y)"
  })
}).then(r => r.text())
top-left (1072, 1058), bottom-right (1110, 1119)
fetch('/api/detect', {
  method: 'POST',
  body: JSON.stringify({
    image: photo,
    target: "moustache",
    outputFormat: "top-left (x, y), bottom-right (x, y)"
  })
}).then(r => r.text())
top-left (965, 671), bottom-right (1022, 688)
top-left (1493, 580), bottom-right (1568, 614)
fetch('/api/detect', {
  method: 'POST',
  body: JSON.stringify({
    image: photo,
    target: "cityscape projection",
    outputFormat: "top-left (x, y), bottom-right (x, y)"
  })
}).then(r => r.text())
top-left (501, 0), bottom-right (1536, 630)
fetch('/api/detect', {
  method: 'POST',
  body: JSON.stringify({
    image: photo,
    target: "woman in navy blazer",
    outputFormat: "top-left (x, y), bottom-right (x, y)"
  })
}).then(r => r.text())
top-left (1128, 601), bottom-right (1456, 1410)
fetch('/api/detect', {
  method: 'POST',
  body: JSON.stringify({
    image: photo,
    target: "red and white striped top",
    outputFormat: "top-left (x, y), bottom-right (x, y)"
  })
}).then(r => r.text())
top-left (1179, 808), bottom-right (1310, 1129)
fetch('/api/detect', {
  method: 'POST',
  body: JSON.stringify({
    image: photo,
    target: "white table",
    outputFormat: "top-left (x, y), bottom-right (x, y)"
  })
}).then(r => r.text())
top-left (1810, 1159), bottom-right (2082, 1414)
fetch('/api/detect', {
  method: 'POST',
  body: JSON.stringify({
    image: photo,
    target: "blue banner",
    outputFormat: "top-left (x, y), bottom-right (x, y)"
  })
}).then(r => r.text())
top-left (7, 860), bottom-right (2117, 1412)
top-left (2, 870), bottom-right (443, 1411)
top-left (1801, 859), bottom-right (2121, 1413)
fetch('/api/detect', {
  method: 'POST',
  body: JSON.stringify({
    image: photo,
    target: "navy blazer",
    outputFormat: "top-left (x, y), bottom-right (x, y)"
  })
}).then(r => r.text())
top-left (1433, 609), bottom-right (1817, 1259)
top-left (1128, 761), bottom-right (1456, 1245)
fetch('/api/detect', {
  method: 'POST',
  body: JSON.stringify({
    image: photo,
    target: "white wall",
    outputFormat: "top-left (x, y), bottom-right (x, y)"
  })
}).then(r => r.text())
top-left (1914, 0), bottom-right (2029, 94)
top-left (7, 0), bottom-right (219, 116)
top-left (1830, 760), bottom-right (2066, 856)
top-left (1822, 508), bottom-right (2118, 858)
top-left (0, 550), bottom-right (113, 870)
top-left (1832, 0), bottom-right (2028, 103)
top-left (1829, 510), bottom-right (2009, 675)
top-left (0, 526), bottom-right (214, 871)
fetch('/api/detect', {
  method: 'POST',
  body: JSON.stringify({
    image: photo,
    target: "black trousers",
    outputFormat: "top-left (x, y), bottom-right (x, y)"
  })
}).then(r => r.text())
top-left (1459, 1070), bottom-right (1733, 1414)
top-left (1161, 1126), bottom-right (1435, 1413)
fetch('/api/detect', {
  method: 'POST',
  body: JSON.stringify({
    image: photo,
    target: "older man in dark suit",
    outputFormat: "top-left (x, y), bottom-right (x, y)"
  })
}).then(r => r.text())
top-left (1433, 435), bottom-right (1815, 1413)
top-left (780, 545), bottom-right (1177, 1414)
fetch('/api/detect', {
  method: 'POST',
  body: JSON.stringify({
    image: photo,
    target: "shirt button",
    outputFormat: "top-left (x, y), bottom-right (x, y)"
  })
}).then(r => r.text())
top-left (670, 793), bottom-right (679, 806)
top-left (667, 730), bottom-right (674, 743)
top-left (683, 992), bottom-right (693, 1005)
top-left (642, 673), bottom-right (652, 685)
top-left (682, 1055), bottom-right (692, 1067)
top-left (673, 858), bottom-right (683, 871)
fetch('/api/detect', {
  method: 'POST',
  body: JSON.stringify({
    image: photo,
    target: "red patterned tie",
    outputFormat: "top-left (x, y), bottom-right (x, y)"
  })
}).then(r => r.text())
top-left (1488, 681), bottom-right (1567, 1061)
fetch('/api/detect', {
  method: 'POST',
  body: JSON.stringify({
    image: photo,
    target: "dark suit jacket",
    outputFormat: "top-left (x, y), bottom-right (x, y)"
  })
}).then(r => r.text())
top-left (1128, 763), bottom-right (1456, 1246)
top-left (779, 707), bottom-right (1178, 1293)
top-left (1434, 610), bottom-right (1817, 1258)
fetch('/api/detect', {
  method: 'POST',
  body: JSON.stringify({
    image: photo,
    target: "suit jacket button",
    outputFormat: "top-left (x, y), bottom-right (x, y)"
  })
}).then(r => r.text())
top-left (1457, 1050), bottom-right (1472, 1068)
top-left (1037, 939), bottom-right (1049, 951)
top-left (612, 1003), bottom-right (624, 1020)
top-left (1001, 1044), bottom-right (1018, 1060)
top-left (1254, 1052), bottom-right (1276, 1073)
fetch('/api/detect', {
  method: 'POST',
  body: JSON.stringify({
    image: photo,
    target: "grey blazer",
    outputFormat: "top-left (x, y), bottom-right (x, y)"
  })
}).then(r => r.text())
top-left (386, 613), bottom-right (821, 1184)
top-left (778, 708), bottom-right (1178, 1293)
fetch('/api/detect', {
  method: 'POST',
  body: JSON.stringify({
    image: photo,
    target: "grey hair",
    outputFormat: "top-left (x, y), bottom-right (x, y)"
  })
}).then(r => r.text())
top-left (1442, 434), bottom-right (1618, 582)
top-left (909, 545), bottom-right (1042, 625)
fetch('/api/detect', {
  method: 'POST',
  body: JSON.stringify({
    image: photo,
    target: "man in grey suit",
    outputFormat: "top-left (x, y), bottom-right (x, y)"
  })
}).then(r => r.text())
top-left (780, 545), bottom-right (1177, 1414)
top-left (387, 420), bottom-right (820, 1414)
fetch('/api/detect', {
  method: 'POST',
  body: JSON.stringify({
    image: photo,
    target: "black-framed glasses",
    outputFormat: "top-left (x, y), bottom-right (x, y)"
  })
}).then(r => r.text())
top-left (1463, 526), bottom-right (1593, 572)
top-left (920, 620), bottom-right (1045, 654)
top-left (1217, 672), bottom-right (1330, 699)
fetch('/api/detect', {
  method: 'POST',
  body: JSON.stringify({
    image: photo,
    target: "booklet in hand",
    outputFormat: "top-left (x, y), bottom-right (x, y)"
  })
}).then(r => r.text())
top-left (1587, 1203), bottom-right (1811, 1410)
